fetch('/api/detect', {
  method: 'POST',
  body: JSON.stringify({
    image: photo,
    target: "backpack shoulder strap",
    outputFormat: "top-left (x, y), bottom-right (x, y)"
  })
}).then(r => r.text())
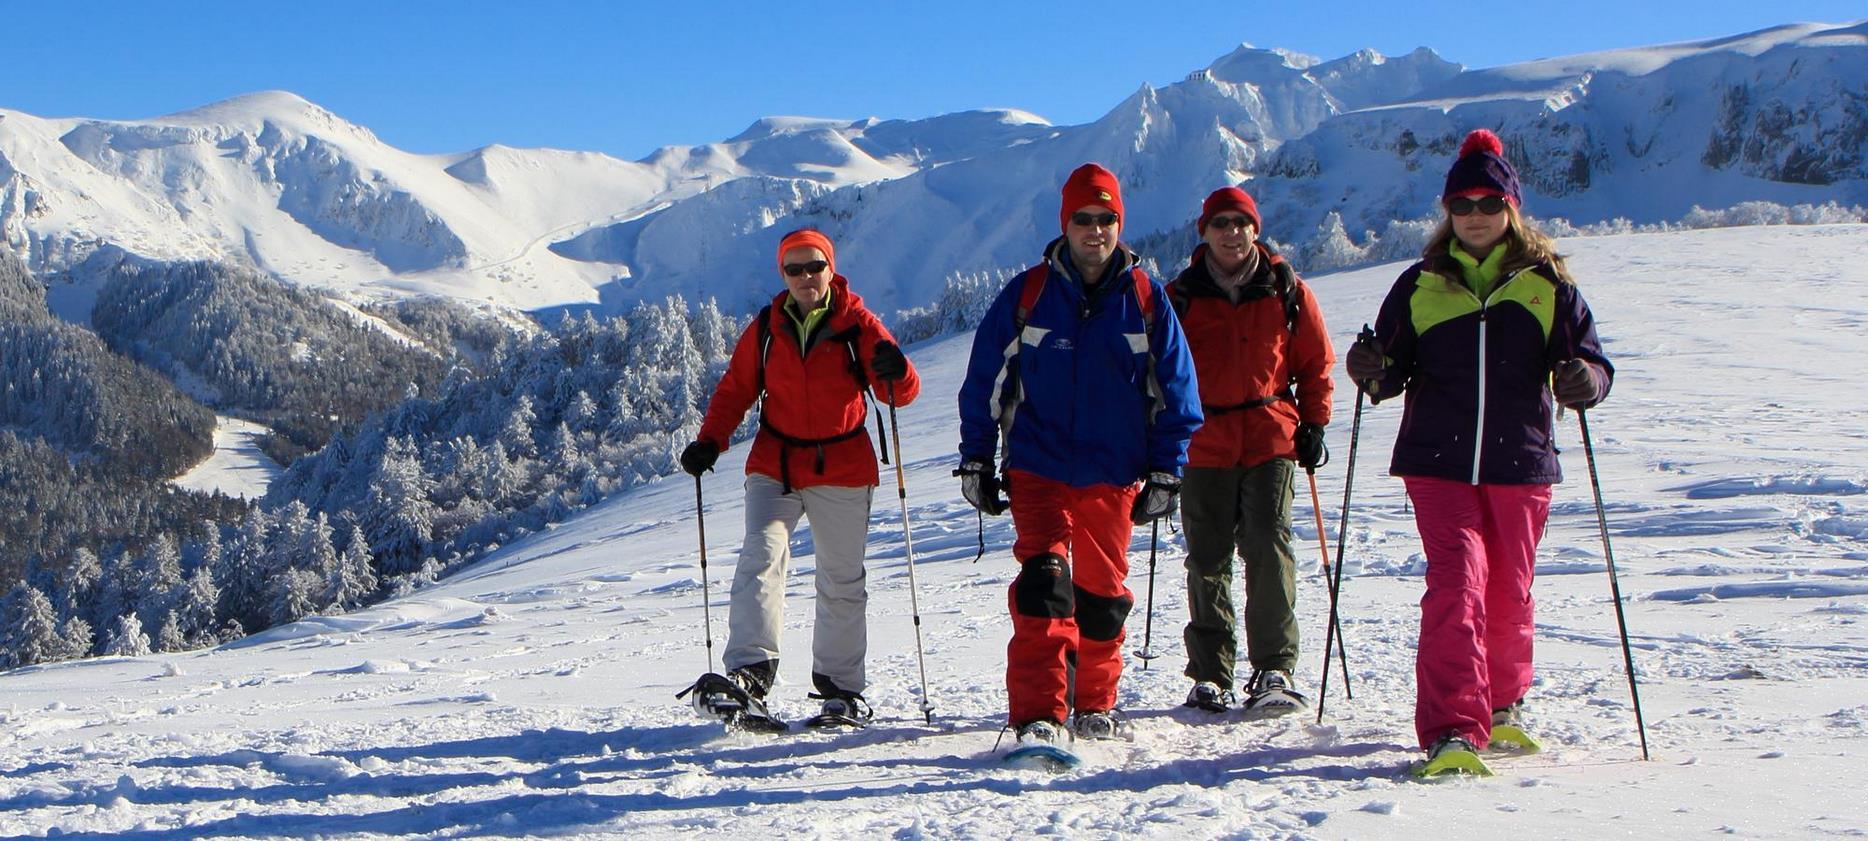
top-left (1270, 260), bottom-right (1300, 334)
top-left (1131, 267), bottom-right (1156, 330)
top-left (1013, 266), bottom-right (1047, 333)
top-left (754, 304), bottom-right (775, 396)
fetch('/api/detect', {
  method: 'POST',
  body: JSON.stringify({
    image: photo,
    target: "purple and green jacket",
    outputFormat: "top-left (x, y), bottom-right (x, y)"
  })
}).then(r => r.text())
top-left (1365, 254), bottom-right (1612, 485)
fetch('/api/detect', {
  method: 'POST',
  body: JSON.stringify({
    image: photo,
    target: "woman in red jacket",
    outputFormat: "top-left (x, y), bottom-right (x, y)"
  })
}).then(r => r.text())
top-left (679, 228), bottom-right (920, 727)
top-left (1168, 187), bottom-right (1335, 716)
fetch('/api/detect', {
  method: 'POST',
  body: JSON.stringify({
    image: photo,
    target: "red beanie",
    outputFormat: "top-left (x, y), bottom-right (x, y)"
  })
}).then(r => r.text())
top-left (776, 228), bottom-right (836, 274)
top-left (1198, 186), bottom-right (1261, 234)
top-left (1059, 163), bottom-right (1124, 232)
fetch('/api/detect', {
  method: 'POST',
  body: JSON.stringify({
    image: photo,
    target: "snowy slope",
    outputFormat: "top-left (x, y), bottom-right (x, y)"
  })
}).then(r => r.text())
top-left (4, 225), bottom-right (1866, 838)
top-left (9, 22), bottom-right (1860, 326)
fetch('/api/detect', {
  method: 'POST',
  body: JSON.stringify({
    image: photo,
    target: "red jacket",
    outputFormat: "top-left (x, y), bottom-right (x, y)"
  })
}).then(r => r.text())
top-left (698, 276), bottom-right (920, 489)
top-left (1167, 243), bottom-right (1335, 470)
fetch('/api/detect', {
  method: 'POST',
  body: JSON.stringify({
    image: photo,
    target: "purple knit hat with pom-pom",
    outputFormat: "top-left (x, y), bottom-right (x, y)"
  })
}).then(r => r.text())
top-left (1443, 129), bottom-right (1521, 207)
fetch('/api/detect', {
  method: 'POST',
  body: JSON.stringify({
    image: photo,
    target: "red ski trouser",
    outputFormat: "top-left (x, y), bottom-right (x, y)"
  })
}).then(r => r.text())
top-left (1405, 476), bottom-right (1552, 750)
top-left (1004, 469), bottom-right (1139, 726)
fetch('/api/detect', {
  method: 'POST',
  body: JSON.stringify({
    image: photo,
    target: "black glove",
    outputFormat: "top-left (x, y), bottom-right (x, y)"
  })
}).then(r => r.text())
top-left (1294, 422), bottom-right (1328, 470)
top-left (679, 440), bottom-right (719, 476)
top-left (1552, 359), bottom-right (1601, 409)
top-left (1130, 471), bottom-right (1181, 524)
top-left (871, 340), bottom-right (908, 383)
top-left (1344, 332), bottom-right (1386, 388)
top-left (955, 460), bottom-right (1007, 516)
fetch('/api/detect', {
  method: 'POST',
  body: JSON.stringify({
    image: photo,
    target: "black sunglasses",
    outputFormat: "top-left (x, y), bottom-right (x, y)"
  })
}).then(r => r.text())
top-left (1206, 216), bottom-right (1253, 232)
top-left (1070, 211), bottom-right (1119, 227)
top-left (1448, 196), bottom-right (1508, 217)
top-left (782, 260), bottom-right (829, 277)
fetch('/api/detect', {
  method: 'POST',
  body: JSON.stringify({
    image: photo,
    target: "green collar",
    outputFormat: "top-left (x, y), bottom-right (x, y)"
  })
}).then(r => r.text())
top-left (784, 287), bottom-right (834, 345)
top-left (1449, 241), bottom-right (1507, 298)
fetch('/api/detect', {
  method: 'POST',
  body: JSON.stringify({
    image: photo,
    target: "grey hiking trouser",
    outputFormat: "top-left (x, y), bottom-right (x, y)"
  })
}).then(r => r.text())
top-left (1180, 459), bottom-right (1300, 688)
top-left (725, 473), bottom-right (874, 696)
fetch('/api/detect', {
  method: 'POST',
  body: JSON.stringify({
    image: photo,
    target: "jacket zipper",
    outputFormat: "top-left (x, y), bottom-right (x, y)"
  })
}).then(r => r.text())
top-left (1471, 307), bottom-right (1487, 485)
top-left (1467, 268), bottom-right (1529, 485)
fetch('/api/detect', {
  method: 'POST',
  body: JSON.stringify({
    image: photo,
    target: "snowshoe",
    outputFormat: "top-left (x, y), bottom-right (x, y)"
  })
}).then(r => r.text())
top-left (677, 672), bottom-right (788, 734)
top-left (1002, 719), bottom-right (1080, 772)
top-left (1184, 681), bottom-right (1236, 713)
top-left (803, 693), bottom-right (873, 729)
top-left (1242, 669), bottom-right (1309, 718)
top-left (1070, 709), bottom-right (1132, 741)
top-left (1488, 701), bottom-right (1543, 754)
top-left (1412, 734), bottom-right (1494, 778)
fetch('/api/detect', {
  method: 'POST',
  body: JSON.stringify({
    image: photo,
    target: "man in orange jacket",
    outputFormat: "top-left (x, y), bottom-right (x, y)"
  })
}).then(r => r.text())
top-left (1167, 187), bottom-right (1335, 715)
top-left (680, 228), bottom-right (920, 727)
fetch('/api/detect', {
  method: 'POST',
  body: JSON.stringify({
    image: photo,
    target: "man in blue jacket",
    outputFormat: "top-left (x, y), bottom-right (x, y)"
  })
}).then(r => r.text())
top-left (956, 163), bottom-right (1203, 747)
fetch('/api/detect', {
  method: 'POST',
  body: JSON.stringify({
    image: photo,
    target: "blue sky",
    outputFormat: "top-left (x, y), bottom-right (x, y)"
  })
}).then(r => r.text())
top-left (4, 1), bottom-right (1861, 160)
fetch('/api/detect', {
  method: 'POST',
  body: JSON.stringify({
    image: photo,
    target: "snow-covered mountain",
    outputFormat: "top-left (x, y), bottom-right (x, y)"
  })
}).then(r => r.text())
top-left (4, 224), bottom-right (1866, 836)
top-left (2, 21), bottom-right (1863, 321)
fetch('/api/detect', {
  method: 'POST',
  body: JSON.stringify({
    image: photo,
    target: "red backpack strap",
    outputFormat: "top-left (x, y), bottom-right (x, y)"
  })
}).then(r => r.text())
top-left (1132, 268), bottom-right (1156, 330)
top-left (1013, 266), bottom-right (1047, 332)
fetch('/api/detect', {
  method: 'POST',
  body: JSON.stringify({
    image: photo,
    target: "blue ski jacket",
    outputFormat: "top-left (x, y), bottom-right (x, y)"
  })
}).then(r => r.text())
top-left (958, 238), bottom-right (1203, 487)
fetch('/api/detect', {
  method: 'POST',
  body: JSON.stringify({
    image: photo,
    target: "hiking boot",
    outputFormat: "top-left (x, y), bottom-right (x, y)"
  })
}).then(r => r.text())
top-left (1070, 709), bottom-right (1131, 741)
top-left (1184, 681), bottom-right (1237, 713)
top-left (806, 693), bottom-right (873, 728)
top-left (1418, 732), bottom-right (1493, 777)
top-left (727, 667), bottom-right (771, 700)
top-left (1015, 719), bottom-right (1069, 747)
top-left (1244, 669), bottom-right (1309, 716)
top-left (1489, 699), bottom-right (1542, 753)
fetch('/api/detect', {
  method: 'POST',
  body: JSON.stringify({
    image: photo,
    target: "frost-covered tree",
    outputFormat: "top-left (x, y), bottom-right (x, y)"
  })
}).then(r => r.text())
top-left (363, 436), bottom-right (435, 574)
top-left (136, 533), bottom-right (184, 631)
top-left (218, 507), bottom-right (273, 630)
top-left (103, 613), bottom-right (152, 657)
top-left (173, 566), bottom-right (220, 646)
top-left (268, 567), bottom-right (324, 626)
top-left (329, 525), bottom-right (378, 610)
top-left (2, 584), bottom-right (66, 668)
top-left (155, 611), bottom-right (188, 653)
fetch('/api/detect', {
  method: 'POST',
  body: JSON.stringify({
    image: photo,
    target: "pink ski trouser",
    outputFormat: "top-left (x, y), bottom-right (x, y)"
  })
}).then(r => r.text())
top-left (1405, 476), bottom-right (1552, 750)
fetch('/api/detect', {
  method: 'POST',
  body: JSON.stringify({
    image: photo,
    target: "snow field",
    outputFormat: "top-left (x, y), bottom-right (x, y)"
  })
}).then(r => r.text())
top-left (2, 225), bottom-right (1867, 838)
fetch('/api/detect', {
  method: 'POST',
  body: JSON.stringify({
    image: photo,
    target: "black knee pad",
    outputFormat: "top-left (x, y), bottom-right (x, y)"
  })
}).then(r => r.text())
top-left (1013, 553), bottom-right (1074, 619)
top-left (1074, 586), bottom-right (1134, 641)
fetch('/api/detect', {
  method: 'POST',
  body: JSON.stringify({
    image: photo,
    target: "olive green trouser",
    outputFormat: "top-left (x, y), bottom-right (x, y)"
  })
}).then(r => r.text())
top-left (1180, 459), bottom-right (1299, 689)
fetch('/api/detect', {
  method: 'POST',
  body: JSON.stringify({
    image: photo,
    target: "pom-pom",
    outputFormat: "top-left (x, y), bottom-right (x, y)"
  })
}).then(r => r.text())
top-left (1459, 129), bottom-right (1504, 158)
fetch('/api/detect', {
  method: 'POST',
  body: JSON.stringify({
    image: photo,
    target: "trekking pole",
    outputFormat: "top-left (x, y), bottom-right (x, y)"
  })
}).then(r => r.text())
top-left (1578, 408), bottom-right (1651, 761)
top-left (1305, 467), bottom-right (1352, 698)
top-left (884, 381), bottom-right (936, 723)
top-left (1317, 325), bottom-right (1373, 722)
top-left (1134, 520), bottom-right (1161, 669)
top-left (694, 474), bottom-right (716, 675)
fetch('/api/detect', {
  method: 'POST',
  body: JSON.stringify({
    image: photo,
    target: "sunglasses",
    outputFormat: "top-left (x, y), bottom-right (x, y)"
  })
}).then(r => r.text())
top-left (1448, 196), bottom-right (1508, 217)
top-left (782, 260), bottom-right (829, 277)
top-left (1070, 211), bottom-right (1119, 228)
top-left (1206, 216), bottom-right (1253, 232)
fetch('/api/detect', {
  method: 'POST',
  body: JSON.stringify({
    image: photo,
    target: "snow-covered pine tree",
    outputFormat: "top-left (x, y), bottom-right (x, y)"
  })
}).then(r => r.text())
top-left (155, 611), bottom-right (187, 653)
top-left (173, 566), bottom-right (220, 647)
top-left (103, 612), bottom-right (151, 657)
top-left (363, 436), bottom-right (436, 574)
top-left (330, 525), bottom-right (378, 610)
top-left (136, 533), bottom-right (183, 632)
top-left (1, 583), bottom-right (66, 668)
